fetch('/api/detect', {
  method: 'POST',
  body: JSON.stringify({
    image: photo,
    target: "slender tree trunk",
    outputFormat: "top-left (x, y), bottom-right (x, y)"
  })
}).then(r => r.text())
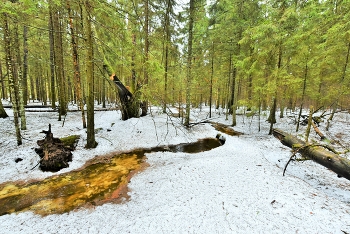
top-left (305, 106), bottom-right (313, 143)
top-left (102, 78), bottom-right (106, 108)
top-left (163, 0), bottom-right (172, 113)
top-left (48, 2), bottom-right (56, 109)
top-left (52, 5), bottom-right (67, 120)
top-left (296, 56), bottom-right (309, 132)
top-left (0, 57), bottom-right (8, 117)
top-left (267, 44), bottom-right (282, 135)
top-left (3, 13), bottom-right (22, 145)
top-left (184, 0), bottom-right (195, 127)
top-left (84, 0), bottom-right (97, 148)
top-left (131, 33), bottom-right (137, 93)
top-left (209, 42), bottom-right (214, 118)
top-left (67, 1), bottom-right (86, 128)
top-left (22, 25), bottom-right (28, 104)
top-left (226, 51), bottom-right (232, 119)
top-left (13, 19), bottom-right (26, 130)
top-left (141, 0), bottom-right (149, 117)
top-left (231, 66), bottom-right (238, 126)
top-left (0, 60), bottom-right (6, 100)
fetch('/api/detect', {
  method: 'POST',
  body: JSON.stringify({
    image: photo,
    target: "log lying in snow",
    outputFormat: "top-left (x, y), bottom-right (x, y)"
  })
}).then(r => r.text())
top-left (272, 128), bottom-right (350, 181)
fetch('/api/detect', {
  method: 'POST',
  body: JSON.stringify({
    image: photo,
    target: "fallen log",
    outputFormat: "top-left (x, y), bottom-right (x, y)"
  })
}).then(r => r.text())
top-left (273, 128), bottom-right (350, 181)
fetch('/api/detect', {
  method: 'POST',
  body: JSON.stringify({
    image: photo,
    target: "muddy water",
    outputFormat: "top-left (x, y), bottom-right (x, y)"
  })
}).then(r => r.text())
top-left (0, 138), bottom-right (222, 216)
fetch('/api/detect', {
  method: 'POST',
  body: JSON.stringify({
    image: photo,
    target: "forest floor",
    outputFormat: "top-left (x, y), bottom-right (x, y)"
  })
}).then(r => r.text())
top-left (0, 101), bottom-right (350, 234)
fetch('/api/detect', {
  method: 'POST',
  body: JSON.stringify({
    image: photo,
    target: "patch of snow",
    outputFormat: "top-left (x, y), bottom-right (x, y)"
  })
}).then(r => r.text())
top-left (0, 105), bottom-right (349, 233)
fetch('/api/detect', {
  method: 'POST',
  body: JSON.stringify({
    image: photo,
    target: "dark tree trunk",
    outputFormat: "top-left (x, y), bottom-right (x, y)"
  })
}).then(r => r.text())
top-left (48, 2), bottom-right (56, 109)
top-left (84, 0), bottom-right (97, 149)
top-left (67, 0), bottom-right (86, 129)
top-left (3, 12), bottom-right (22, 145)
top-left (141, 0), bottom-right (149, 117)
top-left (22, 25), bottom-right (29, 104)
top-left (0, 100), bottom-right (8, 118)
top-left (110, 75), bottom-right (139, 120)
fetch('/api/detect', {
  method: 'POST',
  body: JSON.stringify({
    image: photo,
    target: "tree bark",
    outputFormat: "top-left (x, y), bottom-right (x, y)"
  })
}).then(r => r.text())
top-left (0, 60), bottom-right (7, 100)
top-left (141, 0), bottom-right (149, 117)
top-left (3, 12), bottom-right (22, 145)
top-left (110, 75), bottom-right (138, 120)
top-left (84, 0), bottom-right (97, 148)
top-left (52, 4), bottom-right (67, 120)
top-left (184, 0), bottom-right (194, 127)
top-left (162, 0), bottom-right (172, 113)
top-left (22, 25), bottom-right (29, 104)
top-left (13, 18), bottom-right (26, 130)
top-left (273, 128), bottom-right (350, 181)
top-left (209, 42), bottom-right (214, 118)
top-left (0, 99), bottom-right (8, 118)
top-left (48, 2), bottom-right (56, 109)
top-left (67, 0), bottom-right (86, 129)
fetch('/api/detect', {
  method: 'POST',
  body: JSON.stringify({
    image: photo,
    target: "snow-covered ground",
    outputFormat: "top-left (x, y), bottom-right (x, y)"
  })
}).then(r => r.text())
top-left (0, 102), bottom-right (349, 234)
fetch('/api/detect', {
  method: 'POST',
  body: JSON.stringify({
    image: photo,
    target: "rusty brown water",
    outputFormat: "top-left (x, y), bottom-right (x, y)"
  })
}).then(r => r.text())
top-left (0, 138), bottom-right (222, 216)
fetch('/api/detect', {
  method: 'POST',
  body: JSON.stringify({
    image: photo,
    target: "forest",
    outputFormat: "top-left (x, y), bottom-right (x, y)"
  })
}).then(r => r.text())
top-left (0, 0), bottom-right (349, 147)
top-left (1, 1), bottom-right (350, 232)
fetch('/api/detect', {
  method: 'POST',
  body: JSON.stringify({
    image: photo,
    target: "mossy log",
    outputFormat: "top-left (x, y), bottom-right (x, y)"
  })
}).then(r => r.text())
top-left (35, 124), bottom-right (74, 172)
top-left (273, 128), bottom-right (350, 181)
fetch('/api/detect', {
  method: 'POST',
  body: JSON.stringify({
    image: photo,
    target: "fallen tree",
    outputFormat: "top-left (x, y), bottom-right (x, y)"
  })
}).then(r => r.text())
top-left (272, 128), bottom-right (350, 181)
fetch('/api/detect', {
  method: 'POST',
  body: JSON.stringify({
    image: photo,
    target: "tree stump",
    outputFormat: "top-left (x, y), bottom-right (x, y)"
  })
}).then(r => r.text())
top-left (35, 124), bottom-right (73, 172)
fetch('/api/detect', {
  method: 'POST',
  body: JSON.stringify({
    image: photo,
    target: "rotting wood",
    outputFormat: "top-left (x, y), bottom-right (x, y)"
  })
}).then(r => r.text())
top-left (273, 128), bottom-right (350, 181)
top-left (35, 124), bottom-right (74, 172)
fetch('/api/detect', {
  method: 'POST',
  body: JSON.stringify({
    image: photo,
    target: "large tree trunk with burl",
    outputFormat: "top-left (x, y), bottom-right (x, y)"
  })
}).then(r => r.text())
top-left (273, 128), bottom-right (350, 181)
top-left (110, 74), bottom-right (140, 120)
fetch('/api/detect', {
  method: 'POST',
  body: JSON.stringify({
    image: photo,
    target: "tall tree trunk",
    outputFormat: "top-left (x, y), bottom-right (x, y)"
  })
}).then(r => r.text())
top-left (184, 0), bottom-right (195, 127)
top-left (67, 0), bottom-right (86, 128)
top-left (3, 13), bottom-right (22, 145)
top-left (13, 19), bottom-right (26, 130)
top-left (0, 58), bottom-right (8, 117)
top-left (162, 0), bottom-right (172, 113)
top-left (127, 32), bottom-right (140, 119)
top-left (296, 56), bottom-right (308, 132)
top-left (48, 2), bottom-right (56, 109)
top-left (52, 4), bottom-right (67, 120)
top-left (131, 33), bottom-right (137, 93)
top-left (209, 42), bottom-right (214, 118)
top-left (0, 60), bottom-right (6, 100)
top-left (141, 0), bottom-right (149, 117)
top-left (22, 25), bottom-right (29, 104)
top-left (231, 66), bottom-right (238, 126)
top-left (267, 44), bottom-right (282, 135)
top-left (226, 50), bottom-right (232, 120)
top-left (84, 0), bottom-right (97, 148)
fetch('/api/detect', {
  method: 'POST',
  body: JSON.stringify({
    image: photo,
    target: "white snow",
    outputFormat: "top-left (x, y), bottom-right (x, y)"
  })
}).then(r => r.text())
top-left (0, 103), bottom-right (349, 234)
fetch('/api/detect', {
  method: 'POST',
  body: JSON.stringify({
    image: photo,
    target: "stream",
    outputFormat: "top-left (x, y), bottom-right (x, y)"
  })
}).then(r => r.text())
top-left (0, 138), bottom-right (223, 216)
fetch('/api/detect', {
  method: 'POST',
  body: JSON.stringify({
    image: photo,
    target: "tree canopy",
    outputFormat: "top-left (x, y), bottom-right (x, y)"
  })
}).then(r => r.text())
top-left (1, 0), bottom-right (349, 138)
